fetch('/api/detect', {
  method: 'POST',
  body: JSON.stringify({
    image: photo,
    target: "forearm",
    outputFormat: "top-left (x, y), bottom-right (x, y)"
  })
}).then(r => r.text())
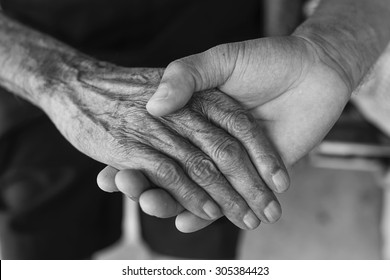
top-left (0, 12), bottom-right (166, 152)
top-left (293, 0), bottom-right (390, 92)
top-left (0, 12), bottom-right (86, 108)
top-left (0, 12), bottom-right (163, 131)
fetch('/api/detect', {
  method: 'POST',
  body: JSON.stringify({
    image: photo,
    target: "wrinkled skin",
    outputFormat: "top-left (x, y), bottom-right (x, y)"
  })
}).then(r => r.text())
top-left (41, 59), bottom-right (287, 230)
top-left (99, 35), bottom-right (351, 232)
top-left (0, 15), bottom-right (287, 231)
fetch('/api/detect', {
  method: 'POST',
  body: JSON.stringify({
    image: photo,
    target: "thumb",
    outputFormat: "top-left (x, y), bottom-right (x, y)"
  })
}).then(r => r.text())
top-left (146, 44), bottom-right (239, 117)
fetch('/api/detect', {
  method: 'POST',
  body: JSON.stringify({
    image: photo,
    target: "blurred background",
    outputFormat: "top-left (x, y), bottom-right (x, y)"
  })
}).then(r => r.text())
top-left (1, 0), bottom-right (390, 260)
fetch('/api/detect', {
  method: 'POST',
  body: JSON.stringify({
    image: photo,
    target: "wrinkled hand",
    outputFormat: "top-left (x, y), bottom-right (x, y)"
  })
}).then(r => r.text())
top-left (99, 35), bottom-right (351, 232)
top-left (42, 59), bottom-right (289, 230)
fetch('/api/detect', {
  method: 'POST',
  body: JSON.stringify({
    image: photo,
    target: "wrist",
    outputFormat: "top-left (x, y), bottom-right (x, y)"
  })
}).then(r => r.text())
top-left (0, 13), bottom-right (94, 111)
top-left (293, 0), bottom-right (390, 94)
top-left (29, 49), bottom-right (95, 109)
top-left (293, 23), bottom-right (361, 94)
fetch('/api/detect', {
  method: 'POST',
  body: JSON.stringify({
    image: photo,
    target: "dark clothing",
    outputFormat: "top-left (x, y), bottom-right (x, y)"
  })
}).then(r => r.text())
top-left (0, 0), bottom-right (262, 259)
top-left (0, 117), bottom-right (123, 259)
top-left (1, 0), bottom-right (263, 66)
top-left (0, 0), bottom-right (263, 135)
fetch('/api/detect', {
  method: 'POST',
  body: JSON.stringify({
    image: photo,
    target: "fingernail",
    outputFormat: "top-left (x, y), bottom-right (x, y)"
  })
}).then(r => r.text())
top-left (272, 170), bottom-right (290, 193)
top-left (243, 211), bottom-right (260, 230)
top-left (203, 201), bottom-right (221, 219)
top-left (150, 85), bottom-right (169, 102)
top-left (264, 201), bottom-right (281, 223)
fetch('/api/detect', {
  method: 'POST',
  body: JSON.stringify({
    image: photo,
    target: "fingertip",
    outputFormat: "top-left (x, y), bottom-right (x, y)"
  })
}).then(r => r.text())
top-left (139, 189), bottom-right (184, 218)
top-left (243, 210), bottom-right (261, 230)
top-left (271, 169), bottom-right (290, 193)
top-left (175, 211), bottom-right (216, 233)
top-left (146, 88), bottom-right (193, 117)
top-left (202, 201), bottom-right (222, 220)
top-left (146, 84), bottom-right (171, 116)
top-left (147, 65), bottom-right (195, 117)
top-left (96, 166), bottom-right (119, 193)
top-left (263, 200), bottom-right (282, 224)
top-left (146, 97), bottom-right (179, 117)
top-left (115, 169), bottom-right (150, 198)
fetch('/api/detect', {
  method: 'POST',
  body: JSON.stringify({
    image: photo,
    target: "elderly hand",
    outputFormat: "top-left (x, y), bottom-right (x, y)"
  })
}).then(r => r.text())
top-left (40, 58), bottom-right (289, 230)
top-left (0, 14), bottom-right (288, 231)
top-left (99, 35), bottom-right (351, 232)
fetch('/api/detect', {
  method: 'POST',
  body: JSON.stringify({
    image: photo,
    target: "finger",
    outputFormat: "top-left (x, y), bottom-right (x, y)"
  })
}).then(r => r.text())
top-left (96, 166), bottom-right (119, 193)
top-left (163, 109), bottom-right (281, 224)
top-left (96, 161), bottom-right (219, 227)
top-left (144, 121), bottom-right (260, 230)
top-left (195, 91), bottom-right (290, 193)
top-left (116, 169), bottom-right (186, 219)
top-left (131, 145), bottom-right (221, 221)
top-left (115, 169), bottom-right (150, 201)
top-left (175, 211), bottom-right (218, 233)
top-left (139, 189), bottom-right (216, 232)
top-left (146, 44), bottom-right (239, 117)
top-left (139, 189), bottom-right (184, 218)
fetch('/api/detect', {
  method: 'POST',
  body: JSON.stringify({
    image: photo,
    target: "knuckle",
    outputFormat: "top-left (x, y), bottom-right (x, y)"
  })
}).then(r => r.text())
top-left (185, 155), bottom-right (222, 184)
top-left (229, 111), bottom-right (256, 134)
top-left (168, 58), bottom-right (203, 85)
top-left (257, 154), bottom-right (280, 173)
top-left (251, 184), bottom-right (270, 202)
top-left (222, 197), bottom-right (243, 213)
top-left (179, 187), bottom-right (202, 203)
top-left (213, 138), bottom-right (244, 164)
top-left (166, 59), bottom-right (186, 71)
top-left (210, 43), bottom-right (229, 56)
top-left (155, 160), bottom-right (183, 186)
top-left (216, 193), bottom-right (249, 219)
top-left (209, 43), bottom-right (238, 64)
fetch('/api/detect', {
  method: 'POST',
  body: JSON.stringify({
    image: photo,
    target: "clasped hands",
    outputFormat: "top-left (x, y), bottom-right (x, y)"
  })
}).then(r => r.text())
top-left (94, 36), bottom-right (351, 233)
